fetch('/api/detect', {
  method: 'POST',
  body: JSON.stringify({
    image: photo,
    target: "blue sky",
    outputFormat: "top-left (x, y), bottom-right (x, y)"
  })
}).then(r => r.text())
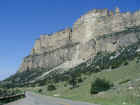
top-left (0, 0), bottom-right (139, 80)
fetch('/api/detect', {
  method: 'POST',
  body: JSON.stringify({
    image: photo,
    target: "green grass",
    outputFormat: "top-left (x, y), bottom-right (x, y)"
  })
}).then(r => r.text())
top-left (32, 59), bottom-right (140, 105)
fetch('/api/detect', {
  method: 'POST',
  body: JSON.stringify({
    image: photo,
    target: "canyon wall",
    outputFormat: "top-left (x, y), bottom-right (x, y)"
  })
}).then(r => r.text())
top-left (19, 8), bottom-right (140, 72)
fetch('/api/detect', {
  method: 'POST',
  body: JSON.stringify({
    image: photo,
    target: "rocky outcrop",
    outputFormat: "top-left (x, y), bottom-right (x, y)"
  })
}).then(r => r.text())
top-left (30, 28), bottom-right (73, 55)
top-left (19, 8), bottom-right (140, 72)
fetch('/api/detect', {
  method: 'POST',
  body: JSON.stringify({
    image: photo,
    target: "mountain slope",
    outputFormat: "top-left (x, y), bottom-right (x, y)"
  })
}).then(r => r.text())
top-left (19, 8), bottom-right (140, 73)
top-left (33, 58), bottom-right (140, 105)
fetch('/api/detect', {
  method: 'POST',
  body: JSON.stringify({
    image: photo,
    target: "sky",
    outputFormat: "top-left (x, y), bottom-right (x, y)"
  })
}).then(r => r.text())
top-left (0, 0), bottom-right (139, 80)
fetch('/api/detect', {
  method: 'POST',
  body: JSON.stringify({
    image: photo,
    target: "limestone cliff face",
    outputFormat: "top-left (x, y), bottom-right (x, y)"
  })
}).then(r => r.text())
top-left (19, 28), bottom-right (79, 72)
top-left (19, 8), bottom-right (140, 72)
top-left (30, 28), bottom-right (73, 55)
top-left (72, 8), bottom-right (138, 42)
top-left (72, 8), bottom-right (140, 60)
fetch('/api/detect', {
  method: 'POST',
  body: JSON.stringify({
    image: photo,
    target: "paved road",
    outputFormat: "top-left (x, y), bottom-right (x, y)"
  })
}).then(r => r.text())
top-left (5, 92), bottom-right (97, 105)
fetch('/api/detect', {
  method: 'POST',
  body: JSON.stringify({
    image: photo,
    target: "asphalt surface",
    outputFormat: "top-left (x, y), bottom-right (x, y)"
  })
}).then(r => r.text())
top-left (5, 92), bottom-right (97, 105)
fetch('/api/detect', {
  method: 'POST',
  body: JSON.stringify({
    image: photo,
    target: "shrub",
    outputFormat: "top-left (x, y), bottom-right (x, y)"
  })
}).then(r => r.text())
top-left (124, 61), bottom-right (129, 66)
top-left (90, 78), bottom-right (113, 94)
top-left (38, 89), bottom-right (42, 93)
top-left (78, 78), bottom-right (83, 83)
top-left (68, 78), bottom-right (78, 89)
top-left (0, 88), bottom-right (21, 97)
top-left (47, 84), bottom-right (56, 91)
top-left (64, 84), bottom-right (67, 87)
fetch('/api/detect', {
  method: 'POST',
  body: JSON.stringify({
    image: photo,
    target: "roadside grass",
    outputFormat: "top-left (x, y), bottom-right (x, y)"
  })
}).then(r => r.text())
top-left (30, 59), bottom-right (140, 105)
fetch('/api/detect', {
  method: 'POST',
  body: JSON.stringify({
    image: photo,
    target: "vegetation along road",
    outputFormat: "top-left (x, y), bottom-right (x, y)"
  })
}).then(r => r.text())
top-left (5, 92), bottom-right (97, 105)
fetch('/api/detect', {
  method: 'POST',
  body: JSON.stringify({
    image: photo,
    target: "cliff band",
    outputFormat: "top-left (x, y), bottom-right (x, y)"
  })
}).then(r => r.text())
top-left (19, 8), bottom-right (140, 72)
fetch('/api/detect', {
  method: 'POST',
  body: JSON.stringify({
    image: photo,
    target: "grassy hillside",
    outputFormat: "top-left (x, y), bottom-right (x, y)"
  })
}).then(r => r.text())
top-left (32, 59), bottom-right (140, 105)
top-left (2, 43), bottom-right (140, 105)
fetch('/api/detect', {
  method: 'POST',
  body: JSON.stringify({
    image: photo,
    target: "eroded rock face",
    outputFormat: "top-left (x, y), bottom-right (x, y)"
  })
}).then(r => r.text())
top-left (19, 8), bottom-right (140, 72)
top-left (72, 9), bottom-right (139, 42)
top-left (71, 8), bottom-right (140, 60)
top-left (31, 28), bottom-right (72, 55)
top-left (19, 44), bottom-right (78, 71)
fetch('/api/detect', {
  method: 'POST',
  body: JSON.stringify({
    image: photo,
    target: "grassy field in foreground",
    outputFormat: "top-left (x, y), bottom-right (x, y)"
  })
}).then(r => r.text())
top-left (31, 59), bottom-right (140, 105)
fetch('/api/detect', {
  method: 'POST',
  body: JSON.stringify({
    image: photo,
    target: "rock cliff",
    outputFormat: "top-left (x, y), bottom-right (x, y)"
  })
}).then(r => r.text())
top-left (19, 8), bottom-right (140, 72)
